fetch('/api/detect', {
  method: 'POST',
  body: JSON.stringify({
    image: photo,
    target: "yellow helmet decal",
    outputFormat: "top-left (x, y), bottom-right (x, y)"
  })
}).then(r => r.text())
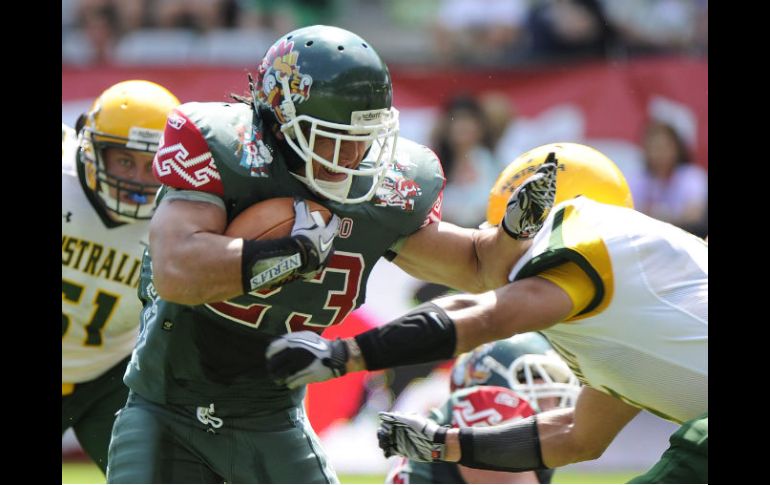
top-left (487, 143), bottom-right (633, 225)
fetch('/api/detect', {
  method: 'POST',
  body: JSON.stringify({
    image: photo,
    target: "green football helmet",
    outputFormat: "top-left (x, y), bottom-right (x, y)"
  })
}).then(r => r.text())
top-left (252, 25), bottom-right (399, 204)
top-left (450, 333), bottom-right (581, 412)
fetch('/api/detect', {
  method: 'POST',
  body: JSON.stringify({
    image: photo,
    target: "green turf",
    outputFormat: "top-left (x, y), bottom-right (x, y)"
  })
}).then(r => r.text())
top-left (63, 460), bottom-right (642, 484)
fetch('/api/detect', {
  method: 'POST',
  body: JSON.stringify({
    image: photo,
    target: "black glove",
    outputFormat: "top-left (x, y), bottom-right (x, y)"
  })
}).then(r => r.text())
top-left (265, 331), bottom-right (349, 389)
top-left (501, 153), bottom-right (558, 239)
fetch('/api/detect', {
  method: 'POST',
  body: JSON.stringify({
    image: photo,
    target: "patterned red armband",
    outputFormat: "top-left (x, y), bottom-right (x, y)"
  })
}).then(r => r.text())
top-left (153, 109), bottom-right (224, 196)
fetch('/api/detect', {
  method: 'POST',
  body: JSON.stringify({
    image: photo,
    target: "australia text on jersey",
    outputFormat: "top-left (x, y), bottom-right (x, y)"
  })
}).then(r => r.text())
top-left (62, 235), bottom-right (143, 289)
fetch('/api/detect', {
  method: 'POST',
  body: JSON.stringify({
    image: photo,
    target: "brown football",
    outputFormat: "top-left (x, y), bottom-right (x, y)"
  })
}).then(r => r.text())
top-left (224, 197), bottom-right (332, 240)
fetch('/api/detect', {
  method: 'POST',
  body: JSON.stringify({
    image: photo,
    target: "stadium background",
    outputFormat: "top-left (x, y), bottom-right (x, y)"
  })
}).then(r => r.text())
top-left (62, 0), bottom-right (707, 482)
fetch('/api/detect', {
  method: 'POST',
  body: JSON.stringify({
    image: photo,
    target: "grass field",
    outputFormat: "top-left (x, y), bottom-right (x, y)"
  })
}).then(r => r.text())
top-left (63, 460), bottom-right (641, 483)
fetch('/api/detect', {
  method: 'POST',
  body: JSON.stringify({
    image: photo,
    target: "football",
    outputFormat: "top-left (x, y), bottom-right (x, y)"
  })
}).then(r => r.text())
top-left (224, 197), bottom-right (332, 240)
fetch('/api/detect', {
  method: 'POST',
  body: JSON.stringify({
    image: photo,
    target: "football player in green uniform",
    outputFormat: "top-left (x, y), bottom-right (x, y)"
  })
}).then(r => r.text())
top-left (267, 143), bottom-right (707, 484)
top-left (386, 333), bottom-right (580, 484)
top-left (62, 80), bottom-right (180, 474)
top-left (105, 25), bottom-right (553, 484)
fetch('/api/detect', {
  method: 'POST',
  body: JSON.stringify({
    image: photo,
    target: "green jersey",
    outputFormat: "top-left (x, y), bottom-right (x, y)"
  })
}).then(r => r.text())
top-left (124, 102), bottom-right (445, 412)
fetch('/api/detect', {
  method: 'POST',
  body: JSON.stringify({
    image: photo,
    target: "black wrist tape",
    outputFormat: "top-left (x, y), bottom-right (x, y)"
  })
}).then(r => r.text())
top-left (458, 416), bottom-right (545, 472)
top-left (353, 302), bottom-right (456, 371)
top-left (241, 238), bottom-right (304, 293)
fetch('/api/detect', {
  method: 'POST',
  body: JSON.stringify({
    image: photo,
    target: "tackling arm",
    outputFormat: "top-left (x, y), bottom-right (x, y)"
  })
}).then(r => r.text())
top-left (346, 276), bottom-right (575, 373)
top-left (379, 386), bottom-right (639, 472)
top-left (457, 464), bottom-right (541, 484)
top-left (393, 222), bottom-right (528, 294)
top-left (265, 275), bottom-right (576, 387)
top-left (393, 157), bottom-right (557, 294)
top-left (439, 386), bottom-right (640, 469)
top-left (536, 386), bottom-right (641, 467)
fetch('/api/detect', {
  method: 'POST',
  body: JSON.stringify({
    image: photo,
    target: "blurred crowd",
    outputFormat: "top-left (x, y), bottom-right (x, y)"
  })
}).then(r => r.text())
top-left (62, 0), bottom-right (707, 236)
top-left (431, 93), bottom-right (707, 237)
top-left (63, 0), bottom-right (708, 66)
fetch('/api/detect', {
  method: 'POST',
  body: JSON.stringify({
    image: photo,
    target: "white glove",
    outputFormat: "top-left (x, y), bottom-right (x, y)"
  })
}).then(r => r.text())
top-left (291, 198), bottom-right (340, 275)
top-left (265, 331), bottom-right (348, 389)
top-left (502, 155), bottom-right (558, 239)
top-left (377, 412), bottom-right (449, 462)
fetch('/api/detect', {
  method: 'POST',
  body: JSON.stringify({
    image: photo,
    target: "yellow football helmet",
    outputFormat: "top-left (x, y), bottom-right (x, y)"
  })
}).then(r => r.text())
top-left (78, 80), bottom-right (180, 222)
top-left (487, 142), bottom-right (634, 225)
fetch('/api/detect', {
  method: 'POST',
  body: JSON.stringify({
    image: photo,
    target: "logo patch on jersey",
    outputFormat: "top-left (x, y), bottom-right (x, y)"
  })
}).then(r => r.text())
top-left (168, 112), bottom-right (187, 130)
top-left (372, 163), bottom-right (422, 212)
top-left (255, 39), bottom-right (313, 124)
top-left (235, 123), bottom-right (273, 177)
top-left (422, 192), bottom-right (443, 228)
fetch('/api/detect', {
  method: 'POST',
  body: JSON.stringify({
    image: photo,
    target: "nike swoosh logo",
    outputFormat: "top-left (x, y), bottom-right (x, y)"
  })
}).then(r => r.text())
top-left (289, 337), bottom-right (327, 351)
top-left (319, 235), bottom-right (334, 253)
top-left (428, 312), bottom-right (446, 329)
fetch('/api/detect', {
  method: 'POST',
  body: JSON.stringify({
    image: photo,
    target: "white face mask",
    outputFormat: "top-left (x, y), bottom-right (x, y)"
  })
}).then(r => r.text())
top-left (277, 75), bottom-right (399, 204)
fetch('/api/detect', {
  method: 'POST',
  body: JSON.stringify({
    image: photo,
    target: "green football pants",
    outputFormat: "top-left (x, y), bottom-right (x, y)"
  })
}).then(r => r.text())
top-left (61, 356), bottom-right (131, 474)
top-left (627, 412), bottom-right (708, 484)
top-left (106, 391), bottom-right (338, 484)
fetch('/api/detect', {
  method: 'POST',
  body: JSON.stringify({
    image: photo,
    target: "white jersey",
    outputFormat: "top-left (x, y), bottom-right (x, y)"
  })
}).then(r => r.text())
top-left (509, 197), bottom-right (707, 424)
top-left (62, 124), bottom-right (149, 383)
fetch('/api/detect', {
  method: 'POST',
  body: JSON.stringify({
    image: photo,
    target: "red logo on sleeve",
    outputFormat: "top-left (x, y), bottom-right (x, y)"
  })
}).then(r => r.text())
top-left (421, 191), bottom-right (443, 228)
top-left (153, 109), bottom-right (224, 196)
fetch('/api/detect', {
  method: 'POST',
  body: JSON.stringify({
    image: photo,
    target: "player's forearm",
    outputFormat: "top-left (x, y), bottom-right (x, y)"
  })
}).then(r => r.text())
top-left (151, 232), bottom-right (245, 305)
top-left (341, 295), bottom-right (504, 374)
top-left (394, 223), bottom-right (484, 293)
top-left (397, 223), bottom-right (529, 294)
top-left (342, 302), bottom-right (459, 374)
top-left (475, 226), bottom-right (531, 290)
top-left (535, 408), bottom-right (590, 467)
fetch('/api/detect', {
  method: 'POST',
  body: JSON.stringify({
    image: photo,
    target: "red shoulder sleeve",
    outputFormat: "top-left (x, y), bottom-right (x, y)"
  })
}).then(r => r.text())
top-left (153, 108), bottom-right (225, 196)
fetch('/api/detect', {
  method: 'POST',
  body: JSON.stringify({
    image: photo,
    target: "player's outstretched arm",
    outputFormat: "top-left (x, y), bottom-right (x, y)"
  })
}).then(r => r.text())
top-left (376, 386), bottom-right (639, 472)
top-left (266, 275), bottom-right (572, 388)
top-left (393, 160), bottom-right (557, 293)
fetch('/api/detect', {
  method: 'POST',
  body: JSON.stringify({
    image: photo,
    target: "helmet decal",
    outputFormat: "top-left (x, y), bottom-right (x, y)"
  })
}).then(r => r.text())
top-left (235, 123), bottom-right (273, 178)
top-left (252, 25), bottom-right (399, 204)
top-left (449, 334), bottom-right (582, 411)
top-left (255, 39), bottom-right (313, 123)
